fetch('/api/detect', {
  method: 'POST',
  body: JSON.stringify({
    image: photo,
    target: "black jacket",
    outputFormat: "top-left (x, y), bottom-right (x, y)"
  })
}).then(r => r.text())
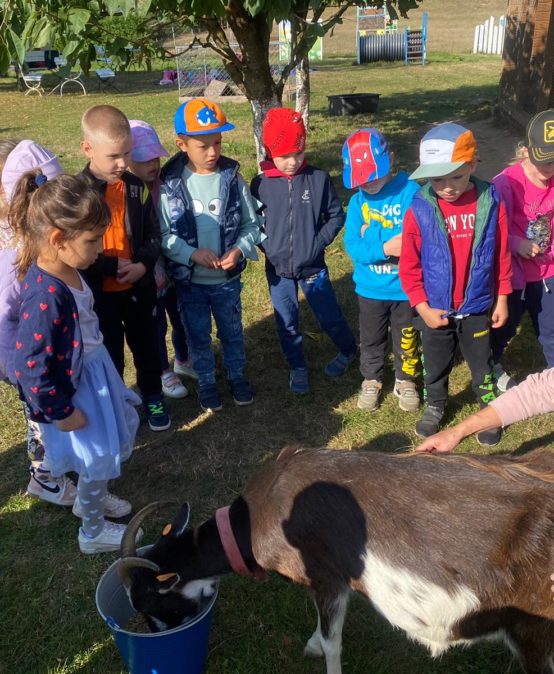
top-left (80, 165), bottom-right (161, 297)
top-left (250, 165), bottom-right (345, 279)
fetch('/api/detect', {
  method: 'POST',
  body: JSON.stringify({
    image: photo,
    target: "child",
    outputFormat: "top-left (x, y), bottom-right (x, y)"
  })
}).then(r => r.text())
top-left (491, 108), bottom-right (554, 384)
top-left (343, 128), bottom-right (420, 411)
top-left (251, 107), bottom-right (357, 394)
top-left (158, 98), bottom-right (263, 411)
top-left (128, 119), bottom-right (194, 400)
top-left (399, 122), bottom-right (512, 445)
top-left (12, 172), bottom-right (142, 553)
top-left (0, 139), bottom-right (78, 506)
top-left (80, 105), bottom-right (170, 431)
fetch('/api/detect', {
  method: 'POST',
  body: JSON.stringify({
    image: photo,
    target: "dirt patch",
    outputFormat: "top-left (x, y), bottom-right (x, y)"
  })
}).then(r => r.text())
top-left (466, 116), bottom-right (525, 181)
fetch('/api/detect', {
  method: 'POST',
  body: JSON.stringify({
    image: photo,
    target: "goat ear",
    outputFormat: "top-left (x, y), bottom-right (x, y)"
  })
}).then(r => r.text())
top-left (171, 502), bottom-right (191, 537)
top-left (156, 573), bottom-right (181, 594)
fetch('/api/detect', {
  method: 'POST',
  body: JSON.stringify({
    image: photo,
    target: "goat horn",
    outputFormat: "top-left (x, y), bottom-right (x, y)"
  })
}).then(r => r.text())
top-left (121, 500), bottom-right (178, 558)
top-left (115, 557), bottom-right (161, 590)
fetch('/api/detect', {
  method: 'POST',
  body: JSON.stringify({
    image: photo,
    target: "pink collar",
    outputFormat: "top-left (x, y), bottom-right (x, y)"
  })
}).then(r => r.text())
top-left (215, 506), bottom-right (267, 580)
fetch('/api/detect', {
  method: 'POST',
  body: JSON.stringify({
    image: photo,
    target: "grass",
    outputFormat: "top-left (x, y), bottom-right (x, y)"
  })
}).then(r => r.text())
top-left (0, 53), bottom-right (551, 674)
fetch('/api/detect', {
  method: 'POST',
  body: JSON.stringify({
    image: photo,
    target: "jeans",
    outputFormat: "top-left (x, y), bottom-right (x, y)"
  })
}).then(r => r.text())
top-left (266, 263), bottom-right (357, 369)
top-left (156, 286), bottom-right (189, 371)
top-left (176, 278), bottom-right (246, 387)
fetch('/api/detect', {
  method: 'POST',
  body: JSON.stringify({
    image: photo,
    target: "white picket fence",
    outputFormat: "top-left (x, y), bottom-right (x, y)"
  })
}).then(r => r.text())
top-left (473, 15), bottom-right (506, 55)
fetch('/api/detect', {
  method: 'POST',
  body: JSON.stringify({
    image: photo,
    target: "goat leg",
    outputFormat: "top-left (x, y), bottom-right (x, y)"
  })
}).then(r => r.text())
top-left (304, 587), bottom-right (350, 674)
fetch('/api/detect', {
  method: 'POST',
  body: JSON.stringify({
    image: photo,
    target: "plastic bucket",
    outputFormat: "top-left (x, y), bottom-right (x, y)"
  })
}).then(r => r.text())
top-left (96, 547), bottom-right (218, 674)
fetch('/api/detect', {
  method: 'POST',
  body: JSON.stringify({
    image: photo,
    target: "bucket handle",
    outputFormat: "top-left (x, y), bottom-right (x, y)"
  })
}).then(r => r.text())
top-left (105, 616), bottom-right (121, 630)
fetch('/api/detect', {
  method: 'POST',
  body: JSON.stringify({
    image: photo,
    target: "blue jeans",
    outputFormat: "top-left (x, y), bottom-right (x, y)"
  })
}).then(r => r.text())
top-left (266, 264), bottom-right (357, 369)
top-left (176, 278), bottom-right (246, 387)
top-left (156, 286), bottom-right (189, 371)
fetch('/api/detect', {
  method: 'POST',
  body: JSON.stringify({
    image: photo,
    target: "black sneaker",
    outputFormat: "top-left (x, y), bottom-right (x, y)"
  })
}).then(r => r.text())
top-left (199, 384), bottom-right (223, 412)
top-left (230, 378), bottom-right (254, 406)
top-left (144, 396), bottom-right (171, 431)
top-left (476, 427), bottom-right (502, 447)
top-left (415, 405), bottom-right (444, 438)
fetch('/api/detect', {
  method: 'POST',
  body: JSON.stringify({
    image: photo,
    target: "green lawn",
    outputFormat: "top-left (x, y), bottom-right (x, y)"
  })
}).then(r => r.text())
top-left (0, 54), bottom-right (550, 674)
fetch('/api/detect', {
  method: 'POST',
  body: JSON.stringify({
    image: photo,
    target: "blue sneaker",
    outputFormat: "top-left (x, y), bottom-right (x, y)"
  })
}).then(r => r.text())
top-left (199, 384), bottom-right (223, 412)
top-left (144, 396), bottom-right (171, 432)
top-left (324, 352), bottom-right (357, 378)
top-left (289, 367), bottom-right (309, 394)
top-left (230, 378), bottom-right (254, 406)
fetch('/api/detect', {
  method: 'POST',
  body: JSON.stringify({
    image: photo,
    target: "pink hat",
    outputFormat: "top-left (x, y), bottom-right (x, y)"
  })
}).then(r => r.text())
top-left (1, 140), bottom-right (62, 203)
top-left (129, 120), bottom-right (169, 162)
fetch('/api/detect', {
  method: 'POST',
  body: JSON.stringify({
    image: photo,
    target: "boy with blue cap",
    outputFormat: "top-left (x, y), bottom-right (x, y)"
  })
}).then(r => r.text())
top-left (399, 122), bottom-right (512, 445)
top-left (158, 98), bottom-right (263, 412)
top-left (343, 128), bottom-right (420, 412)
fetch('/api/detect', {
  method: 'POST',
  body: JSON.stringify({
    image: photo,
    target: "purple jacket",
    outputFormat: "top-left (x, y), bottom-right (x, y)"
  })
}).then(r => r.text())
top-left (0, 249), bottom-right (20, 385)
top-left (14, 263), bottom-right (83, 422)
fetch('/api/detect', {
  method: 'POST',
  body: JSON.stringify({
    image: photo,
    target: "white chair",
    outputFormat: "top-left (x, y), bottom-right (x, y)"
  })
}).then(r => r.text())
top-left (15, 64), bottom-right (44, 96)
top-left (49, 57), bottom-right (86, 96)
top-left (95, 67), bottom-right (118, 92)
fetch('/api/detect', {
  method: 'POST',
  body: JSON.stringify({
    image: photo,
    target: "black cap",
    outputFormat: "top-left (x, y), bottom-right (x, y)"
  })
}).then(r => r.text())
top-left (526, 109), bottom-right (554, 164)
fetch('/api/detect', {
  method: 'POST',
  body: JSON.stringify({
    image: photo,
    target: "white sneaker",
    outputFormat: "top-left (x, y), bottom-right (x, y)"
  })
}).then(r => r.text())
top-left (161, 371), bottom-right (188, 399)
top-left (174, 358), bottom-right (198, 380)
top-left (72, 492), bottom-right (132, 519)
top-left (78, 521), bottom-right (143, 554)
top-left (493, 364), bottom-right (516, 393)
top-left (27, 468), bottom-right (77, 506)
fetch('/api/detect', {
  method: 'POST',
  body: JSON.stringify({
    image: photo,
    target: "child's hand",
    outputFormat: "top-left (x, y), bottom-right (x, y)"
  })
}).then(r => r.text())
top-left (491, 295), bottom-right (508, 328)
top-left (219, 247), bottom-right (243, 270)
top-left (117, 257), bottom-right (132, 272)
top-left (517, 239), bottom-right (541, 259)
top-left (383, 234), bottom-right (402, 257)
top-left (417, 303), bottom-right (449, 329)
top-left (55, 408), bottom-right (87, 432)
top-left (117, 262), bottom-right (146, 284)
top-left (191, 248), bottom-right (220, 268)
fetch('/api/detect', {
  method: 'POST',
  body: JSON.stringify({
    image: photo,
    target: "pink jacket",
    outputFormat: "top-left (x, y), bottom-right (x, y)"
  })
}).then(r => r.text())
top-left (493, 163), bottom-right (554, 288)
top-left (490, 367), bottom-right (554, 427)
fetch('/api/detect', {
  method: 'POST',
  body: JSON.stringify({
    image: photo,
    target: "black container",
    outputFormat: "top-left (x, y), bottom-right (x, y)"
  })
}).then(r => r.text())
top-left (327, 93), bottom-right (380, 116)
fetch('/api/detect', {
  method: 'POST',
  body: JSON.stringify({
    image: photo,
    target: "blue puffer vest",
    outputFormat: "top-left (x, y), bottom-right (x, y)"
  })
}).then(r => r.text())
top-left (160, 152), bottom-right (246, 284)
top-left (411, 177), bottom-right (499, 314)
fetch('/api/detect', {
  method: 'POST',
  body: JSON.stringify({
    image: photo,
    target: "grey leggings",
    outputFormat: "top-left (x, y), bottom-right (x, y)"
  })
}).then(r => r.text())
top-left (77, 476), bottom-right (108, 537)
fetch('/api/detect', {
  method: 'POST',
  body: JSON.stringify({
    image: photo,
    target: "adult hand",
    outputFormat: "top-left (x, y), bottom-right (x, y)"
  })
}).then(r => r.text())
top-left (219, 247), bottom-right (243, 270)
top-left (55, 407), bottom-right (87, 432)
top-left (191, 248), bottom-right (220, 269)
top-left (415, 427), bottom-right (464, 454)
top-left (517, 239), bottom-right (541, 259)
top-left (383, 234), bottom-right (402, 257)
top-left (417, 303), bottom-right (449, 329)
top-left (117, 261), bottom-right (146, 284)
top-left (491, 295), bottom-right (508, 328)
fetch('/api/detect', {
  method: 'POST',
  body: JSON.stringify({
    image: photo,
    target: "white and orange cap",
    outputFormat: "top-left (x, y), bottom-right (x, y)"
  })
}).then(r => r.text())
top-left (410, 122), bottom-right (477, 180)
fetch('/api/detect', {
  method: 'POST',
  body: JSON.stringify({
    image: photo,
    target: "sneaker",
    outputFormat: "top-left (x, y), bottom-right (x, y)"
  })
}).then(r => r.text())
top-left (78, 521), bottom-right (143, 555)
top-left (72, 492), bottom-right (132, 519)
top-left (415, 405), bottom-right (445, 438)
top-left (324, 352), bottom-right (357, 378)
top-left (289, 367), bottom-right (309, 395)
top-left (27, 468), bottom-right (77, 506)
top-left (161, 371), bottom-right (189, 399)
top-left (144, 397), bottom-right (171, 432)
top-left (174, 358), bottom-right (198, 381)
top-left (230, 378), bottom-right (254, 406)
top-left (476, 427), bottom-right (502, 447)
top-left (492, 364), bottom-right (516, 393)
top-left (199, 384), bottom-right (223, 412)
top-left (357, 379), bottom-right (382, 411)
top-left (394, 379), bottom-right (420, 412)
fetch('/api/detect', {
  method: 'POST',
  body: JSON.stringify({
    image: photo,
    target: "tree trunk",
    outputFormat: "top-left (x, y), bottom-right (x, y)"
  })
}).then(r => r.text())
top-left (295, 56), bottom-right (310, 130)
top-left (251, 93), bottom-right (282, 166)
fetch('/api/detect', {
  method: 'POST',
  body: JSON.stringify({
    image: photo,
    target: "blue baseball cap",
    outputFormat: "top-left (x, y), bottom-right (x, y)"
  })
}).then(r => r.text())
top-left (342, 128), bottom-right (391, 189)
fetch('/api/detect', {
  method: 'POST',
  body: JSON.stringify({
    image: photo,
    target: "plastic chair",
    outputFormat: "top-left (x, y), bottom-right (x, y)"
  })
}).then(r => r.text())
top-left (95, 67), bottom-right (119, 92)
top-left (15, 64), bottom-right (44, 96)
top-left (49, 57), bottom-right (86, 96)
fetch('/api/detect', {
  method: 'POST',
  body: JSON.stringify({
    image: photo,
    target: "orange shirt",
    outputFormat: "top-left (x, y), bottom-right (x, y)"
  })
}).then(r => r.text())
top-left (102, 180), bottom-right (132, 292)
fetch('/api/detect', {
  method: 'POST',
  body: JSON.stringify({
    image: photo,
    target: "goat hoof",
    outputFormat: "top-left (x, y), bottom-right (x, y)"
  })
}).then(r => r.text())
top-left (304, 637), bottom-right (324, 658)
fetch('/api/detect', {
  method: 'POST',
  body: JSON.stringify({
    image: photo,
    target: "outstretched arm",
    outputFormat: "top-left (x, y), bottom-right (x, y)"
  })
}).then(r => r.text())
top-left (415, 405), bottom-right (502, 453)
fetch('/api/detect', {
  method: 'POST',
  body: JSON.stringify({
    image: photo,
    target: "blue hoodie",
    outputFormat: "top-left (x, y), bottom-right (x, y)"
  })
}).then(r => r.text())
top-left (344, 171), bottom-right (419, 301)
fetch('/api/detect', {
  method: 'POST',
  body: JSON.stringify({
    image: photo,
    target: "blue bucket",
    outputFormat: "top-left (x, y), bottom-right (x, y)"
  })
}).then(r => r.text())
top-left (95, 547), bottom-right (218, 674)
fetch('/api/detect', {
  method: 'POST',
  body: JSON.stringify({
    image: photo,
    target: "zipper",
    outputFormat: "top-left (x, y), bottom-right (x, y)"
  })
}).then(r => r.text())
top-left (288, 179), bottom-right (294, 276)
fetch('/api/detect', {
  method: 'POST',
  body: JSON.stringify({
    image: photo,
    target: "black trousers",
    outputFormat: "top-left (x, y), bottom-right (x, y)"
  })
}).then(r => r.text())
top-left (415, 312), bottom-right (495, 409)
top-left (95, 284), bottom-right (162, 399)
top-left (358, 296), bottom-right (419, 382)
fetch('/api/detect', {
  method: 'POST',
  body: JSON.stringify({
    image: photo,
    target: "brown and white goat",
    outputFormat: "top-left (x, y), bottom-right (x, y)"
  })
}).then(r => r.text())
top-left (117, 447), bottom-right (554, 674)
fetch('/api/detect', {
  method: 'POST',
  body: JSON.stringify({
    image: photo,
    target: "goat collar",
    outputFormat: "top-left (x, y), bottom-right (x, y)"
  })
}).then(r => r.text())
top-left (215, 506), bottom-right (267, 581)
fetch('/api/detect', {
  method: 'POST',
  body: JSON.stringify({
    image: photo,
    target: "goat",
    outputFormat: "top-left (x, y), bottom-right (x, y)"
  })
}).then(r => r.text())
top-left (116, 447), bottom-right (554, 674)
